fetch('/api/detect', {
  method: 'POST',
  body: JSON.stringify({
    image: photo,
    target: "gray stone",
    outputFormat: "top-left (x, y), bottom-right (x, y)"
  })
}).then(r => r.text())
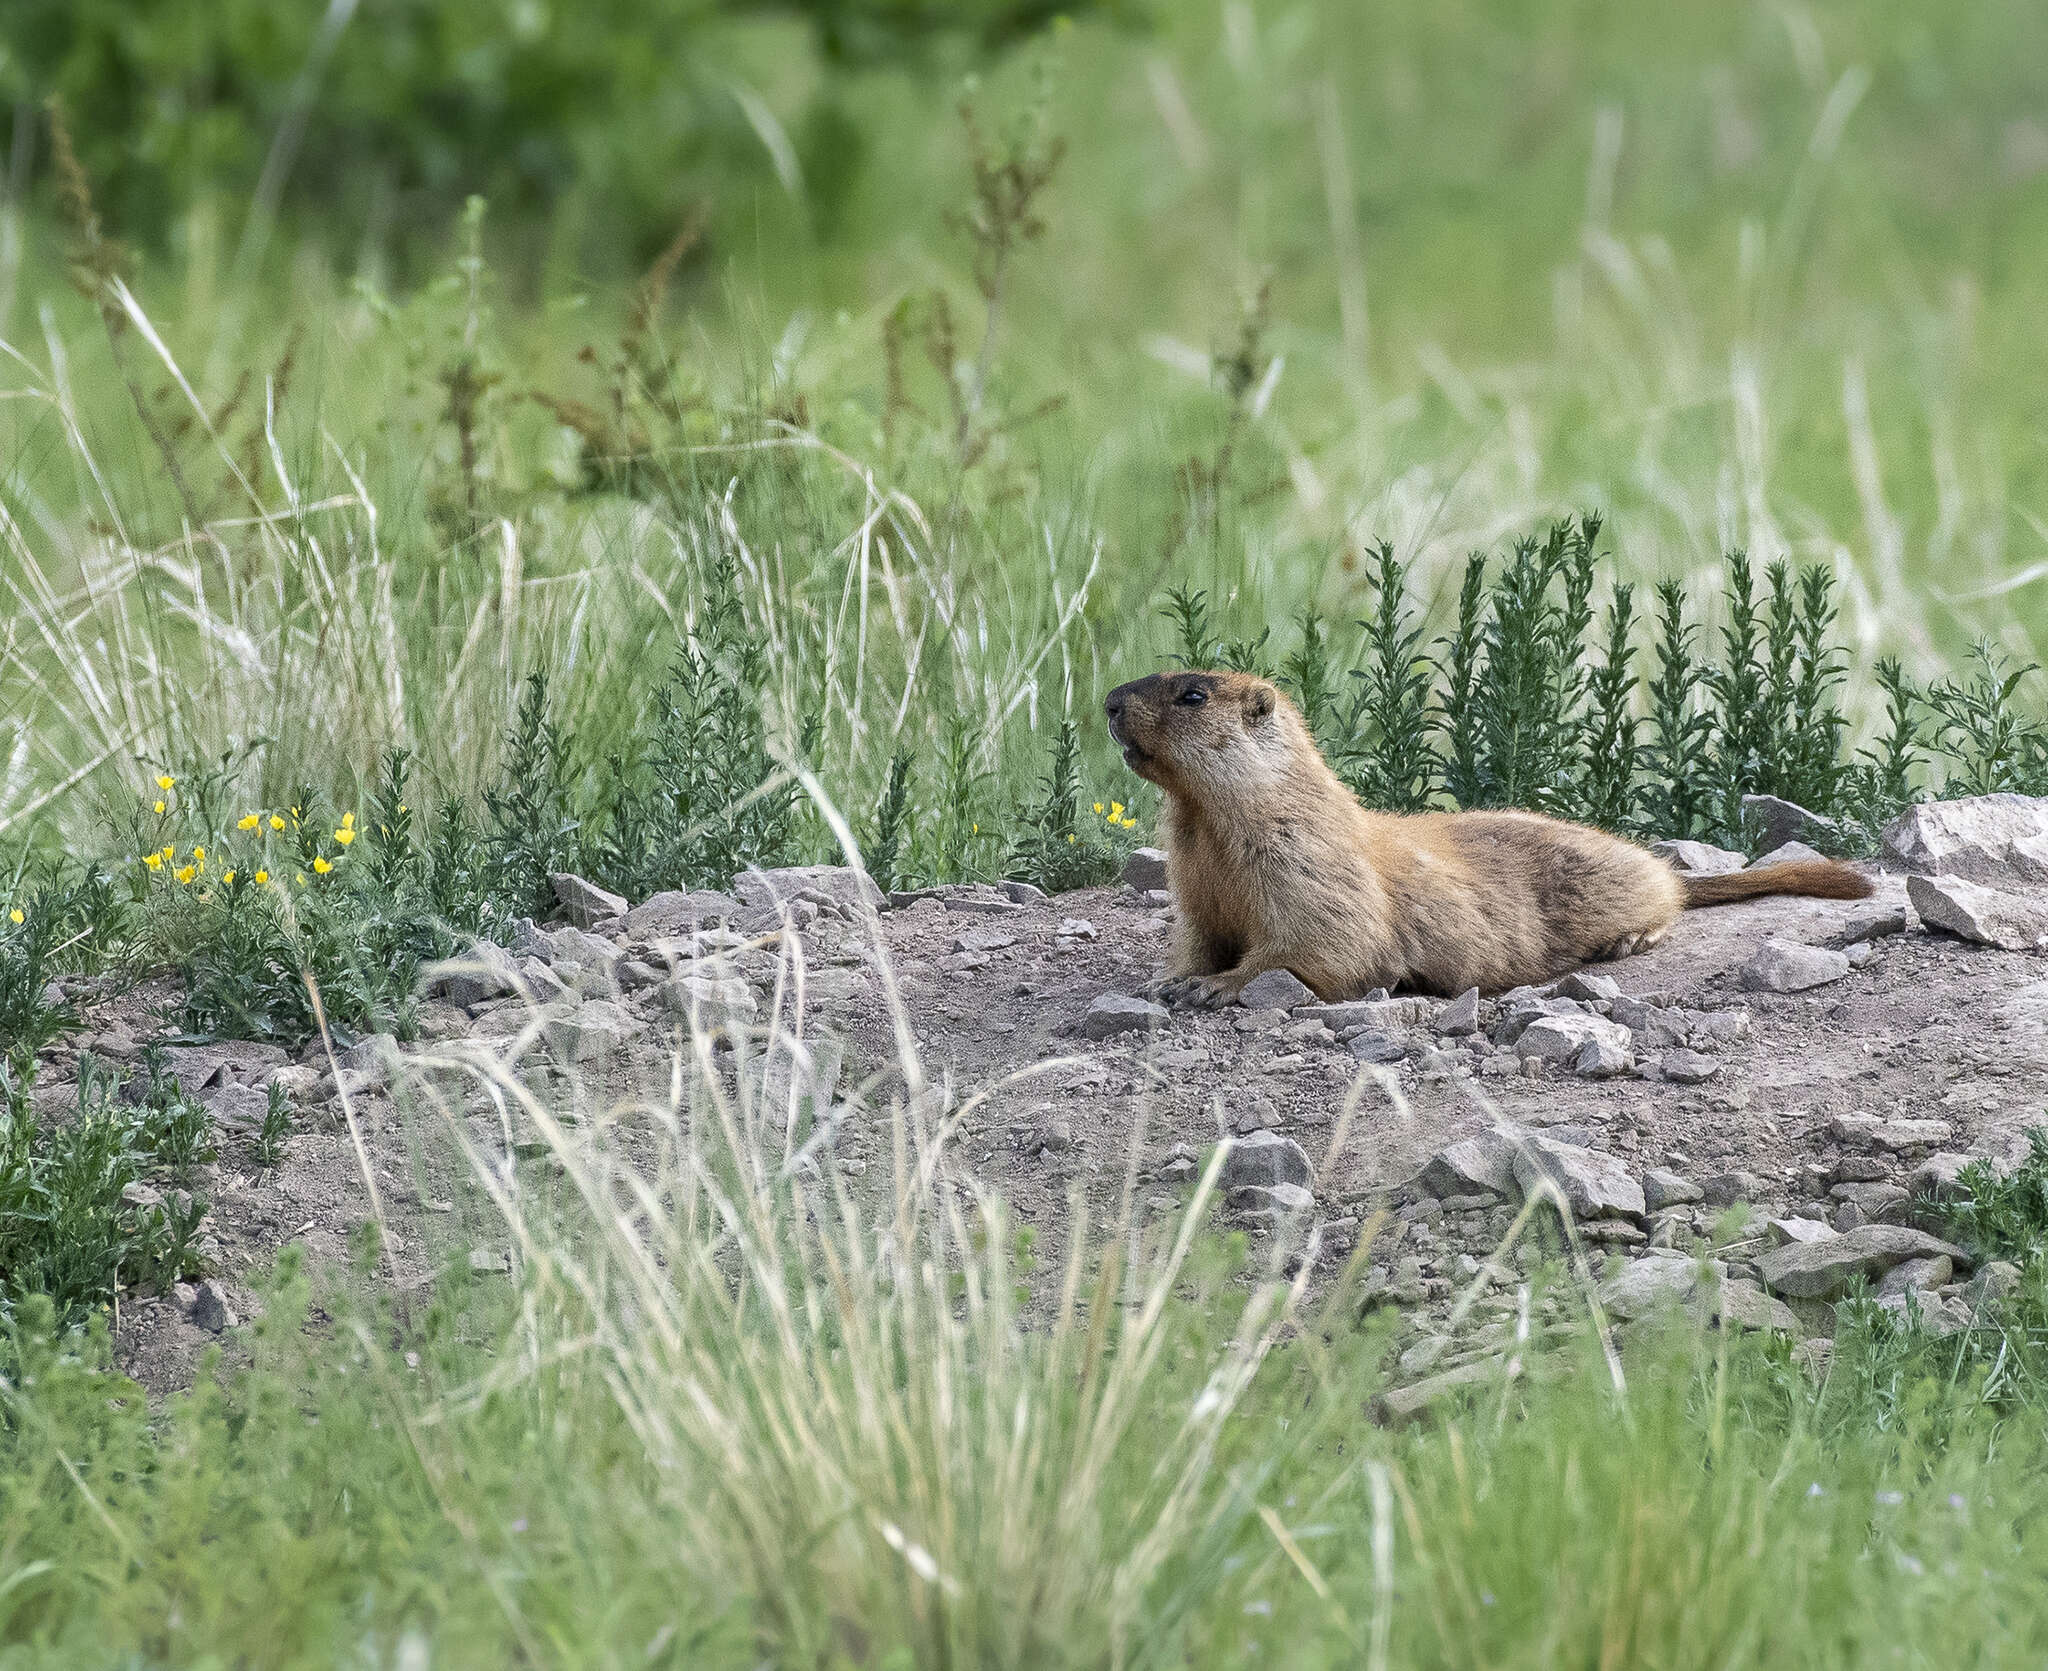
top-left (1709, 1278), bottom-right (1802, 1335)
top-left (545, 926), bottom-right (620, 970)
top-left (1829, 1181), bottom-right (1910, 1223)
top-left (203, 1082), bottom-right (270, 1133)
top-left (1687, 1008), bottom-right (1753, 1047)
top-left (952, 925), bottom-right (1019, 954)
top-left (1872, 1288), bottom-right (1973, 1336)
top-left (1491, 997), bottom-right (1587, 1045)
top-left (662, 974), bottom-right (758, 1035)
top-left (1055, 917), bottom-right (1098, 941)
top-left (545, 999), bottom-right (643, 1064)
top-left (550, 872), bottom-right (628, 930)
top-left (1651, 839), bottom-right (1748, 877)
top-left (1875, 1255), bottom-right (1954, 1298)
top-left (1967, 1261), bottom-right (2022, 1307)
top-left (1611, 997), bottom-right (1692, 1048)
top-left (1435, 987), bottom-right (1482, 1036)
top-left (1754, 1224), bottom-right (1970, 1300)
top-left (1868, 1118), bottom-right (1953, 1154)
top-left (1907, 874), bottom-right (2048, 953)
top-left (418, 940), bottom-right (522, 1008)
top-left (1572, 1032), bottom-right (1634, 1079)
top-left (733, 865), bottom-right (886, 918)
top-left (334, 1033), bottom-right (399, 1084)
top-left (468, 1248), bottom-right (511, 1276)
top-left (745, 1035), bottom-right (846, 1124)
top-left (1699, 1169), bottom-right (1763, 1207)
top-left (1739, 938), bottom-right (1850, 993)
top-left (1221, 1130), bottom-right (1314, 1192)
top-left (1742, 793), bottom-right (1843, 852)
top-left (1514, 1014), bottom-right (1634, 1072)
top-left (1122, 847), bottom-right (1170, 891)
top-left (1347, 1029), bottom-right (1411, 1065)
top-left (1767, 1217), bottom-right (1837, 1246)
top-left (1882, 794), bottom-right (2048, 887)
top-left (1238, 968), bottom-right (1317, 1011)
top-left (1553, 971), bottom-right (1622, 1002)
top-left (1081, 993), bottom-right (1168, 1041)
top-left (1816, 900), bottom-right (1911, 949)
top-left (1909, 1152), bottom-right (1973, 1201)
top-left (619, 889), bottom-right (744, 942)
top-left (1642, 1169), bottom-right (1703, 1211)
top-left (1229, 1182), bottom-right (1317, 1220)
top-left (1419, 1131), bottom-right (1517, 1200)
top-left (1376, 1355), bottom-right (1513, 1423)
top-left (189, 1279), bottom-right (237, 1333)
top-left (1299, 996), bottom-right (1433, 1031)
top-left (1657, 1048), bottom-right (1721, 1085)
top-left (1601, 1256), bottom-right (1710, 1320)
top-left (1001, 880), bottom-right (1050, 904)
top-left (1747, 840), bottom-right (1830, 870)
top-left (1510, 1133), bottom-right (1646, 1222)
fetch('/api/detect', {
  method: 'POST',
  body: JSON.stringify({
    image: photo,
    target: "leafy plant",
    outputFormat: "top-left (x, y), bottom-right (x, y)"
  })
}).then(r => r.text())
top-left (1638, 578), bottom-right (1717, 840)
top-left (1007, 719), bottom-right (1127, 892)
top-left (1924, 644), bottom-right (2048, 796)
top-left (864, 750), bottom-right (915, 893)
top-left (1335, 542), bottom-right (1436, 811)
top-left (254, 1082), bottom-right (294, 1168)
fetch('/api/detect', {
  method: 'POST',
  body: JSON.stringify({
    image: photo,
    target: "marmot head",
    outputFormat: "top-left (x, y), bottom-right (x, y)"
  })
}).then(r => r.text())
top-left (1104, 670), bottom-right (1298, 795)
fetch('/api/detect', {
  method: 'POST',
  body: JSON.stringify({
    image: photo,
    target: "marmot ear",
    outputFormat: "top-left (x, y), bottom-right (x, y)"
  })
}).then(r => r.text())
top-left (1244, 685), bottom-right (1275, 726)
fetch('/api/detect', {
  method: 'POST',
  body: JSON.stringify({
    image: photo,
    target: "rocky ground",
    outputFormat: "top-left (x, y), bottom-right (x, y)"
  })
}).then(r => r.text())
top-left (29, 795), bottom-right (2048, 1411)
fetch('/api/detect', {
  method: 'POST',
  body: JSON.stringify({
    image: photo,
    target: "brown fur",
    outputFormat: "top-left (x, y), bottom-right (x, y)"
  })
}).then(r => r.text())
top-left (1103, 669), bottom-right (1876, 1006)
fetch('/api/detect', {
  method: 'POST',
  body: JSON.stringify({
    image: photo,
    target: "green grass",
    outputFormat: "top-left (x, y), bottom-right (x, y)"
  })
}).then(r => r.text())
top-left (7, 0), bottom-right (2048, 1659)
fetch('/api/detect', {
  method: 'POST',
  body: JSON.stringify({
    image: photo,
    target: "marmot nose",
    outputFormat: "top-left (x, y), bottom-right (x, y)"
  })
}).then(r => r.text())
top-left (1104, 691), bottom-right (1125, 720)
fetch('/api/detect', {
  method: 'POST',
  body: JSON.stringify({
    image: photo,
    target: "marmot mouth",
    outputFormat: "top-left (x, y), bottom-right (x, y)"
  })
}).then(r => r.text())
top-left (1119, 742), bottom-right (1151, 768)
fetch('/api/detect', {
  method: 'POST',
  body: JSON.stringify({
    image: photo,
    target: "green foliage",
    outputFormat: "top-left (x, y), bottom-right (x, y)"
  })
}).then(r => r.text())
top-left (484, 670), bottom-right (581, 921)
top-left (1923, 645), bottom-right (2048, 797)
top-left (1947, 1128), bottom-right (2048, 1264)
top-left (0, 1051), bottom-right (214, 1331)
top-left (864, 750), bottom-right (915, 894)
top-left (1007, 718), bottom-right (1126, 892)
top-left (1639, 579), bottom-right (1717, 841)
top-left (1334, 543), bottom-right (1436, 812)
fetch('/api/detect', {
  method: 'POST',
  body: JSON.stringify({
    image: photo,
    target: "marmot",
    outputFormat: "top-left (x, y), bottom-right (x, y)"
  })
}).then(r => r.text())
top-left (1104, 669), bottom-right (1875, 1006)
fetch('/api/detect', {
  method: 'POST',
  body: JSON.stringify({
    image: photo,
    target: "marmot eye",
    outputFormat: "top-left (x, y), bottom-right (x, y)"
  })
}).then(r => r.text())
top-left (1176, 688), bottom-right (1208, 707)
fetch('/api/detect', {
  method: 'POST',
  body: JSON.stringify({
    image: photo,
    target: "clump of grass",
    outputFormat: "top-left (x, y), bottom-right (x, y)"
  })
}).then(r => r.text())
top-left (1007, 717), bottom-right (1131, 892)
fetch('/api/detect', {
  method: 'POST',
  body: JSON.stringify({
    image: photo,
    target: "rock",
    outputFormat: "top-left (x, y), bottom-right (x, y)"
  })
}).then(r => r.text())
top-left (733, 865), bottom-right (885, 919)
top-left (1081, 993), bottom-right (1168, 1041)
top-left (1572, 1032), bottom-right (1634, 1079)
top-left (1055, 918), bottom-right (1098, 941)
top-left (1742, 794), bottom-right (1843, 852)
top-left (1867, 1119), bottom-right (1953, 1154)
top-left (1656, 1048), bottom-right (1720, 1085)
top-left (1829, 1181), bottom-right (1910, 1223)
top-left (1686, 1009), bottom-right (1753, 1047)
top-left (1699, 1170), bottom-right (1762, 1207)
top-left (1875, 1255), bottom-right (1954, 1298)
top-left (1491, 997), bottom-right (1587, 1045)
top-left (619, 889), bottom-right (744, 942)
top-left (1610, 997), bottom-right (1691, 1049)
top-left (1229, 1182), bottom-right (1317, 1220)
top-left (1221, 1130), bottom-right (1313, 1192)
top-left (943, 895), bottom-right (1024, 916)
top-left (1376, 1355), bottom-right (1514, 1423)
top-left (1510, 1133), bottom-right (1646, 1222)
top-left (1754, 1224), bottom-right (1970, 1300)
top-left (545, 999), bottom-right (643, 1064)
top-left (662, 975), bottom-right (757, 1035)
top-left (1419, 1132), bottom-right (1517, 1200)
top-left (1909, 1153), bottom-right (1973, 1201)
top-left (1710, 1278), bottom-right (1801, 1335)
top-left (1514, 1014), bottom-right (1634, 1075)
top-left (1553, 971), bottom-right (1622, 1002)
top-left (550, 872), bottom-right (628, 930)
top-left (1817, 900), bottom-right (1911, 949)
top-left (745, 1035), bottom-right (846, 1123)
top-left (1122, 848), bottom-right (1169, 891)
top-left (1435, 988), bottom-right (1482, 1037)
top-left (189, 1279), bottom-right (237, 1333)
top-left (1882, 794), bottom-right (2048, 886)
top-left (1651, 839), bottom-right (1748, 877)
top-left (1347, 1029), bottom-right (1411, 1065)
top-left (1739, 938), bottom-right (1850, 993)
top-left (1906, 874), bottom-right (2048, 953)
top-left (468, 1248), bottom-right (511, 1276)
top-left (1238, 969), bottom-right (1316, 1011)
top-left (204, 1082), bottom-right (270, 1133)
top-left (1967, 1261), bottom-right (2022, 1307)
top-left (1642, 1169), bottom-right (1703, 1211)
top-left (1767, 1217), bottom-right (1837, 1246)
top-left (1748, 840), bottom-right (1830, 870)
top-left (544, 926), bottom-right (619, 971)
top-left (418, 940), bottom-right (522, 1008)
top-left (1298, 996), bottom-right (1433, 1031)
top-left (952, 925), bottom-right (1018, 954)
top-left (1601, 1256), bottom-right (1709, 1320)
top-left (1001, 880), bottom-right (1050, 904)
top-left (334, 1033), bottom-right (399, 1084)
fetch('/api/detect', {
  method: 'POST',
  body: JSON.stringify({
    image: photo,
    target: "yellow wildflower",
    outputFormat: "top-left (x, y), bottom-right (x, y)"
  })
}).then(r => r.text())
top-left (160, 845), bottom-right (175, 863)
top-left (175, 865), bottom-right (197, 885)
top-left (254, 870), bottom-right (270, 885)
top-left (222, 869), bottom-right (237, 885)
top-left (238, 814), bottom-right (260, 831)
top-left (296, 872), bottom-right (306, 887)
top-left (334, 826), bottom-right (356, 847)
top-left (313, 856), bottom-right (333, 875)
top-left (8, 908), bottom-right (22, 926)
top-left (143, 852), bottom-right (162, 871)
top-left (1093, 802), bottom-right (1104, 815)
top-left (156, 775), bottom-right (174, 792)
top-left (154, 800), bottom-right (167, 815)
top-left (1066, 833), bottom-right (1077, 844)
top-left (270, 815), bottom-right (285, 832)
top-left (1110, 801), bottom-right (1125, 819)
top-left (1121, 816), bottom-right (1137, 829)
top-left (193, 847), bottom-right (205, 863)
